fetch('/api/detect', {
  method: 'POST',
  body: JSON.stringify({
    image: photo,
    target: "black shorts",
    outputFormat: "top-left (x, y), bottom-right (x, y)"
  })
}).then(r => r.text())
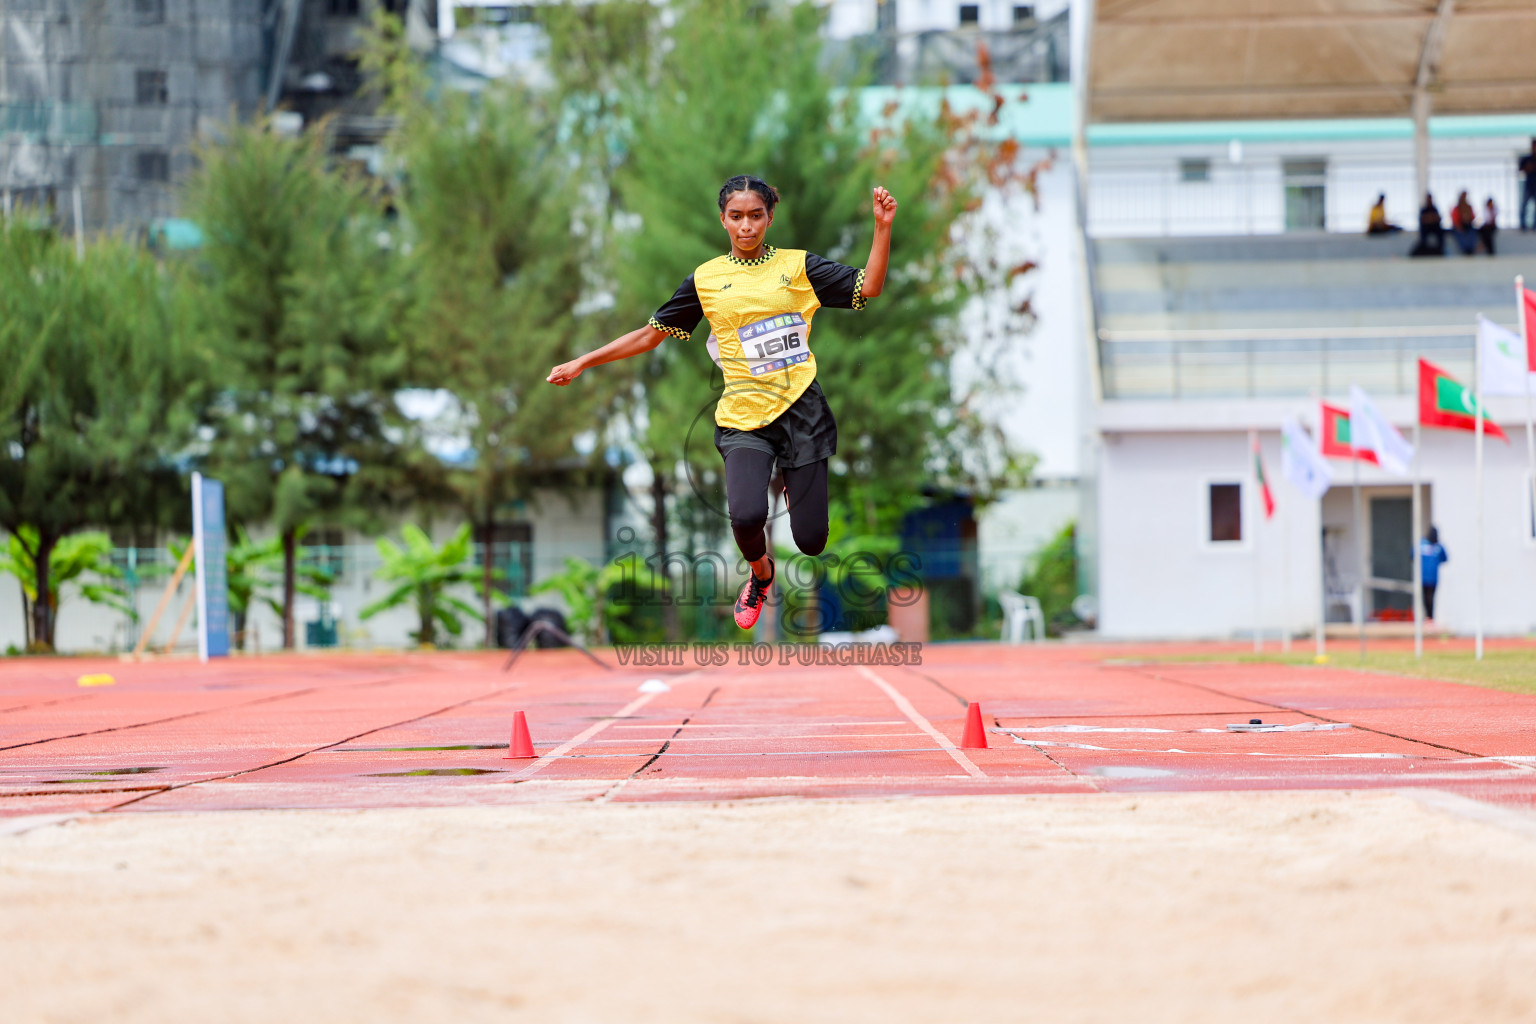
top-left (714, 380), bottom-right (837, 470)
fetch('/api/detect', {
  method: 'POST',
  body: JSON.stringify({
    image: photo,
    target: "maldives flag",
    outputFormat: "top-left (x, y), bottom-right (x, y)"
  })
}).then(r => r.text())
top-left (1252, 435), bottom-right (1275, 519)
top-left (1418, 358), bottom-right (1508, 441)
top-left (1318, 402), bottom-right (1378, 464)
top-left (1524, 286), bottom-right (1536, 371)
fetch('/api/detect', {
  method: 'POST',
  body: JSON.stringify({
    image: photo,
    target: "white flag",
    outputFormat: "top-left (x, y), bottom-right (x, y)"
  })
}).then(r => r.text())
top-left (1476, 315), bottom-right (1531, 397)
top-left (1281, 416), bottom-right (1332, 499)
top-left (1349, 384), bottom-right (1414, 476)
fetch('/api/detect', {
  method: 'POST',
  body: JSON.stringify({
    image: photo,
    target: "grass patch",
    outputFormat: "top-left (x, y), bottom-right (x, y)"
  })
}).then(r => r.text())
top-left (1131, 643), bottom-right (1536, 697)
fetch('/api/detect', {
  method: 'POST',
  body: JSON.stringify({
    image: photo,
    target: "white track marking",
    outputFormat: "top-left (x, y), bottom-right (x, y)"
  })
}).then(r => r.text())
top-left (857, 666), bottom-right (985, 778)
top-left (508, 670), bottom-right (707, 781)
top-left (1405, 789), bottom-right (1536, 840)
top-left (0, 814), bottom-right (79, 837)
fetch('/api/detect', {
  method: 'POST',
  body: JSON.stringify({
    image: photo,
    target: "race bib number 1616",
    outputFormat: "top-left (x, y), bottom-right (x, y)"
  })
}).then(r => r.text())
top-left (739, 312), bottom-right (810, 377)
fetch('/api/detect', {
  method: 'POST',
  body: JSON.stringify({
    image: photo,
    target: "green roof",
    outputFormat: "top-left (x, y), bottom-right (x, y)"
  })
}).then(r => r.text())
top-left (854, 84), bottom-right (1536, 149)
top-left (1088, 113), bottom-right (1536, 147)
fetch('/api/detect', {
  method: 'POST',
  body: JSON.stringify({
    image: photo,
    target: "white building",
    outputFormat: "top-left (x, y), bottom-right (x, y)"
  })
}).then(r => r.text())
top-left (1077, 1), bottom-right (1536, 639)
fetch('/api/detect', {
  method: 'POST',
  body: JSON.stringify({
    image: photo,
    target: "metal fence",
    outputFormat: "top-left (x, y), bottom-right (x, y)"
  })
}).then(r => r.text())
top-left (32, 534), bottom-right (1062, 652)
top-left (1088, 159), bottom-right (1524, 238)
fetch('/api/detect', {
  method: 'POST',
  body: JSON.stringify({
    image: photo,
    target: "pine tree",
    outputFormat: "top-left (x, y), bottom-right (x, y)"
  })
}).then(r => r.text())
top-left (181, 119), bottom-right (410, 648)
top-left (367, 16), bottom-right (609, 644)
top-left (609, 0), bottom-right (998, 546)
top-left (0, 220), bottom-right (203, 650)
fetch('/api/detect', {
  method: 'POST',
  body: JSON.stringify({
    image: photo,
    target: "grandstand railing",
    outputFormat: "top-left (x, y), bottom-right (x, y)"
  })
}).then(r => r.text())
top-left (1100, 324), bottom-right (1476, 399)
top-left (1088, 160), bottom-right (1522, 239)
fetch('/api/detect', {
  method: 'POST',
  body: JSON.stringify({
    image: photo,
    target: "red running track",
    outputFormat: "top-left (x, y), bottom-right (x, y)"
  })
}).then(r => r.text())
top-left (2, 643), bottom-right (1535, 817)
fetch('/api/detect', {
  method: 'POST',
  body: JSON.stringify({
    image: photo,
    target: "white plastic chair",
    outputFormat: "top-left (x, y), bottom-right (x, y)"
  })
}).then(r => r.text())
top-left (999, 590), bottom-right (1045, 643)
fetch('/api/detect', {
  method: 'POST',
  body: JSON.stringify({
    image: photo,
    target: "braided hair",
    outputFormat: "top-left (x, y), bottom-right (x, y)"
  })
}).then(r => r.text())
top-left (718, 174), bottom-right (781, 213)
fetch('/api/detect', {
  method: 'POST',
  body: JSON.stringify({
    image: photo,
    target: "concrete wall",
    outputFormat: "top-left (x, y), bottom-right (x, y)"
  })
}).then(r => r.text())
top-left (1098, 429), bottom-right (1322, 639)
top-left (976, 480), bottom-right (1077, 593)
top-left (1098, 412), bottom-right (1536, 639)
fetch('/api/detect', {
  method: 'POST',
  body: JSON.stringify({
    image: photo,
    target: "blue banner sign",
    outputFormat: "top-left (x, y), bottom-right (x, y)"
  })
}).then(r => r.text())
top-left (192, 473), bottom-right (230, 659)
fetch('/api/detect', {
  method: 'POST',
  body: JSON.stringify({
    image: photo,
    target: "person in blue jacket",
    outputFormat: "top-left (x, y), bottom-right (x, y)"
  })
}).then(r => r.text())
top-left (1419, 526), bottom-right (1449, 621)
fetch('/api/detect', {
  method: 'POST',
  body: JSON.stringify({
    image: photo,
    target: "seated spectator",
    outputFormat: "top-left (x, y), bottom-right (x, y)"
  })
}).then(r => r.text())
top-left (1450, 191), bottom-right (1478, 255)
top-left (1366, 194), bottom-right (1401, 234)
top-left (1410, 193), bottom-right (1445, 257)
top-left (1479, 197), bottom-right (1498, 255)
top-left (1520, 139), bottom-right (1536, 231)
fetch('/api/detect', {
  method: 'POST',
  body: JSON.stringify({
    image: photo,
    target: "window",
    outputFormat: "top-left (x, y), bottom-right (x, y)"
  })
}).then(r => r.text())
top-left (1208, 483), bottom-right (1243, 543)
top-left (877, 0), bottom-right (897, 31)
top-left (327, 0), bottom-right (362, 15)
top-left (133, 0), bottom-right (165, 23)
top-left (302, 528), bottom-right (347, 581)
top-left (136, 150), bottom-right (170, 182)
top-left (1180, 158), bottom-right (1211, 183)
top-left (135, 69), bottom-right (168, 106)
top-left (1013, 4), bottom-right (1035, 24)
top-left (1283, 159), bottom-right (1327, 232)
top-left (109, 528), bottom-right (162, 577)
top-left (474, 523), bottom-right (533, 596)
top-left (959, 4), bottom-right (980, 25)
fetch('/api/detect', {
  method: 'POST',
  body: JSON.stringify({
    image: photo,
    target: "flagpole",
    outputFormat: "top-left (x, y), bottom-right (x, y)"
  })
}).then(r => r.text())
top-left (1312, 402), bottom-right (1327, 662)
top-left (1281, 480), bottom-right (1291, 653)
top-left (1354, 453), bottom-right (1366, 660)
top-left (1250, 429), bottom-right (1262, 654)
top-left (1412, 420), bottom-right (1423, 659)
top-left (1316, 485), bottom-right (1327, 662)
top-left (1476, 312), bottom-right (1486, 662)
top-left (1519, 276), bottom-right (1535, 547)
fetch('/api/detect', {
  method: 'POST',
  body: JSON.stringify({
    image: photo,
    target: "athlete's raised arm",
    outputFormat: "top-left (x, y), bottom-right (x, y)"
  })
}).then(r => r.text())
top-left (859, 186), bottom-right (898, 299)
top-left (546, 324), bottom-right (667, 386)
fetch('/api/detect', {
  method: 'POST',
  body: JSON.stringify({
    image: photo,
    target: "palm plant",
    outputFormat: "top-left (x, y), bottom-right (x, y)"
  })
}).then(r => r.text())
top-left (360, 525), bottom-right (489, 647)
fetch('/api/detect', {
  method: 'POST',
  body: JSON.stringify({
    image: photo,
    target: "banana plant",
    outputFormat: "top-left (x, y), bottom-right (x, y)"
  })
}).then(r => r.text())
top-left (360, 524), bottom-right (490, 647)
top-left (0, 528), bottom-right (132, 650)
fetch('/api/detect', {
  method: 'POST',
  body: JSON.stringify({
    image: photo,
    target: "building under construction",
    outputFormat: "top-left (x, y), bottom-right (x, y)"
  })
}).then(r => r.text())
top-left (0, 0), bottom-right (415, 236)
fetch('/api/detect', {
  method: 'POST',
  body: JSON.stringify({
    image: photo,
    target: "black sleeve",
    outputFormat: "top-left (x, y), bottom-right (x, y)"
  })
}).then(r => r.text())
top-left (648, 275), bottom-right (703, 341)
top-left (804, 253), bottom-right (867, 311)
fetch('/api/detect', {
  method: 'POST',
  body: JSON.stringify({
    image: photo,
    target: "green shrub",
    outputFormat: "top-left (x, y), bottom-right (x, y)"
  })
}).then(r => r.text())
top-left (1018, 521), bottom-right (1079, 635)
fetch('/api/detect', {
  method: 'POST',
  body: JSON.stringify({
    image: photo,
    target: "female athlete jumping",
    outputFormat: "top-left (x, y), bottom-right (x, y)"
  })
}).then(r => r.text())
top-left (547, 175), bottom-right (897, 629)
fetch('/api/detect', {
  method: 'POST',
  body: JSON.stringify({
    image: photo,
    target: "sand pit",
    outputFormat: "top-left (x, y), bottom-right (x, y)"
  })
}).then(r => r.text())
top-left (4, 790), bottom-right (1536, 1023)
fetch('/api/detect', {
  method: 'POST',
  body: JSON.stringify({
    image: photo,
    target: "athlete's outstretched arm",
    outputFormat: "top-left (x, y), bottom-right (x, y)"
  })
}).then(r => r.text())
top-left (860, 186), bottom-right (898, 299)
top-left (546, 324), bottom-right (667, 385)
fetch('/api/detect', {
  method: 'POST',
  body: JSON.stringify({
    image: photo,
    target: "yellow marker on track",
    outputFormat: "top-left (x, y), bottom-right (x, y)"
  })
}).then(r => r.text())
top-left (77, 674), bottom-right (115, 687)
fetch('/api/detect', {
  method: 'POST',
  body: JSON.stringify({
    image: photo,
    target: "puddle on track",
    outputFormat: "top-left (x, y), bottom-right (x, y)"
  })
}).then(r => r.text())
top-left (42, 767), bottom-right (167, 784)
top-left (363, 768), bottom-right (504, 777)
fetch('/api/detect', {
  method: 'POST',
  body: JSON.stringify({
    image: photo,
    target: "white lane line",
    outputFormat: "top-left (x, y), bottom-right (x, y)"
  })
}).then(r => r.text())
top-left (507, 670), bottom-right (707, 781)
top-left (857, 666), bottom-right (985, 779)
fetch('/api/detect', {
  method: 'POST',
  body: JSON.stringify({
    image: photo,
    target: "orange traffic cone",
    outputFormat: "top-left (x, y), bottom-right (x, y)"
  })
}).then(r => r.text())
top-left (504, 711), bottom-right (536, 759)
top-left (960, 701), bottom-right (988, 749)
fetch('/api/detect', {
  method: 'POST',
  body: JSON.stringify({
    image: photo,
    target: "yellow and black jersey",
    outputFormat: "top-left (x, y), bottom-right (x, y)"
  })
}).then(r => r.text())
top-left (647, 246), bottom-right (866, 431)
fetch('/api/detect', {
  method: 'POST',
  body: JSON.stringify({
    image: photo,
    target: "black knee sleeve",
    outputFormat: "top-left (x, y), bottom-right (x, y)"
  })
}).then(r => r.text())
top-left (783, 460), bottom-right (830, 557)
top-left (724, 448), bottom-right (774, 563)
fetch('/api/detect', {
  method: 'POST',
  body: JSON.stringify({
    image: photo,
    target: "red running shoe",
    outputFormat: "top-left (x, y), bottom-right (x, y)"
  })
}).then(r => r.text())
top-left (734, 561), bottom-right (774, 630)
